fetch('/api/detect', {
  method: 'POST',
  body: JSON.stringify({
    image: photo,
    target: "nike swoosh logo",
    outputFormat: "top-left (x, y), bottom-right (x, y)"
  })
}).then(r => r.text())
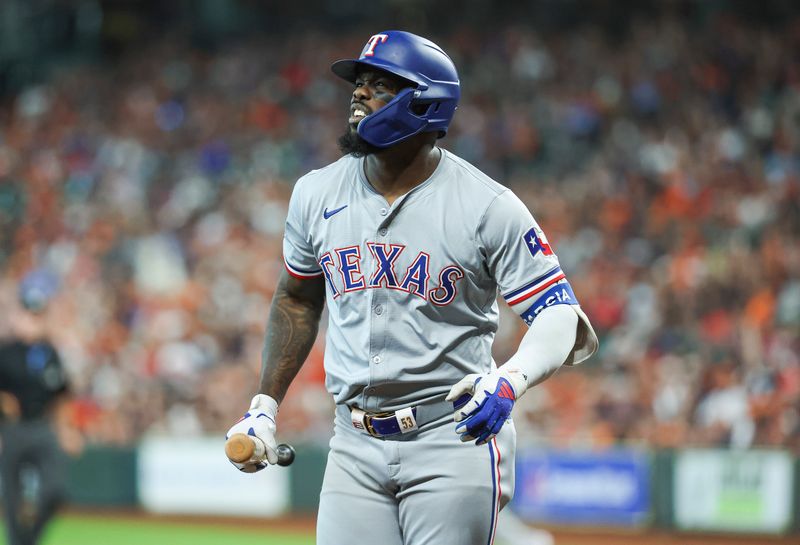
top-left (323, 205), bottom-right (348, 219)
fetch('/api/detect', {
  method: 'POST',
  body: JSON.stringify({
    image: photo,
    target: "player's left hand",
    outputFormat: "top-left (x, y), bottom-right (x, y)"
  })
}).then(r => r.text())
top-left (445, 367), bottom-right (528, 445)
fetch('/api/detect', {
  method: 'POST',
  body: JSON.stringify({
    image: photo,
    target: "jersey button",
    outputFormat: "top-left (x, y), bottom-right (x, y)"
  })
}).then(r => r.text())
top-left (374, 305), bottom-right (383, 315)
top-left (372, 355), bottom-right (382, 364)
top-left (379, 207), bottom-right (388, 216)
top-left (379, 228), bottom-right (388, 236)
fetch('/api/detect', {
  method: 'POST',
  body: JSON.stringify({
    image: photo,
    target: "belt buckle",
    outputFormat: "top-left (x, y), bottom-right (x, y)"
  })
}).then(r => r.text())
top-left (364, 410), bottom-right (394, 438)
top-left (363, 415), bottom-right (381, 437)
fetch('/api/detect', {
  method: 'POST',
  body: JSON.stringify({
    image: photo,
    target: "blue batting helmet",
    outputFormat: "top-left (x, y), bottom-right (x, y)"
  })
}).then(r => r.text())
top-left (331, 30), bottom-right (460, 148)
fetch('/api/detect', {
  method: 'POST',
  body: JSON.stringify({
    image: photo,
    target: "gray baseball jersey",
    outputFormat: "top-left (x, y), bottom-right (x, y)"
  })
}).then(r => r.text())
top-left (283, 148), bottom-right (596, 414)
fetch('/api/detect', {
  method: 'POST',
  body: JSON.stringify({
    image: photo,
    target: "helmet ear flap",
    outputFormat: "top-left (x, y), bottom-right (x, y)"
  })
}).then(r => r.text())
top-left (411, 102), bottom-right (431, 116)
top-left (427, 102), bottom-right (445, 115)
top-left (357, 88), bottom-right (428, 147)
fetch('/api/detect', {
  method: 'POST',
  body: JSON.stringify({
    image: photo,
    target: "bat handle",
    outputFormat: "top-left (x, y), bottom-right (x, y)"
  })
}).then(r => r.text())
top-left (224, 433), bottom-right (295, 467)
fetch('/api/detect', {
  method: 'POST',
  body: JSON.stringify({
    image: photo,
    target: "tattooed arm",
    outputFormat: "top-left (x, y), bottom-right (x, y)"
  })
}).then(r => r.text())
top-left (225, 269), bottom-right (325, 470)
top-left (258, 269), bottom-right (327, 403)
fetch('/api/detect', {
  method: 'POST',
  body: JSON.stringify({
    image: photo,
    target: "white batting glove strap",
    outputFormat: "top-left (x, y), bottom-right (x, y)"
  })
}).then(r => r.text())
top-left (445, 373), bottom-right (483, 415)
top-left (226, 394), bottom-right (279, 468)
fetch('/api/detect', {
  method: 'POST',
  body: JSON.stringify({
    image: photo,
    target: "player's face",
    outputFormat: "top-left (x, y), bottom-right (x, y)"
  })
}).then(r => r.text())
top-left (348, 70), bottom-right (404, 129)
top-left (338, 69), bottom-right (408, 157)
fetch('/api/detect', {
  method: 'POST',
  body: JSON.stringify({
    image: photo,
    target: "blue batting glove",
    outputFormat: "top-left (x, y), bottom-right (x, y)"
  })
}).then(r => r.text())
top-left (445, 368), bottom-right (528, 445)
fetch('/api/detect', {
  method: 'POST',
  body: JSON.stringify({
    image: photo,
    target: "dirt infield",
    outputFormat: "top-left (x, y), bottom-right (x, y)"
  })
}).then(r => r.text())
top-left (66, 509), bottom-right (797, 545)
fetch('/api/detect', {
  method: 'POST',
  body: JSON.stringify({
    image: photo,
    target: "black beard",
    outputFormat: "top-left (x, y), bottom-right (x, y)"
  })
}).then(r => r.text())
top-left (338, 127), bottom-right (381, 157)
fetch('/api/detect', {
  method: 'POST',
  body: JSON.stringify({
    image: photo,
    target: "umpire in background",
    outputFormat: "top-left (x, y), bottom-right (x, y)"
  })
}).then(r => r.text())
top-left (0, 269), bottom-right (81, 545)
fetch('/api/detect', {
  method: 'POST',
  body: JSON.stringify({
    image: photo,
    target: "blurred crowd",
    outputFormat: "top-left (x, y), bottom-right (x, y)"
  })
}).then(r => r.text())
top-left (0, 12), bottom-right (798, 452)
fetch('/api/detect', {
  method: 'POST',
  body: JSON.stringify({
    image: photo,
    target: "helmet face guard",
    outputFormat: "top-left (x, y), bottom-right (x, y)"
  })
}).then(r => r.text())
top-left (331, 31), bottom-right (460, 148)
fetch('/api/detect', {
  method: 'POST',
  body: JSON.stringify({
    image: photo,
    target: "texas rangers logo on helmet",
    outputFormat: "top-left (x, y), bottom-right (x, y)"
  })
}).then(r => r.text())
top-left (362, 34), bottom-right (389, 57)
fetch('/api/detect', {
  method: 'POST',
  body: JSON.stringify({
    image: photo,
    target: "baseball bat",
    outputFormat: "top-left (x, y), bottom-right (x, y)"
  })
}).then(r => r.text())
top-left (225, 433), bottom-right (296, 467)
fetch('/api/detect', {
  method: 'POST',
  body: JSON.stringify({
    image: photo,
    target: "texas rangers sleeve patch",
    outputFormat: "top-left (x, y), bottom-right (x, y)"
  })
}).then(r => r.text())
top-left (523, 226), bottom-right (554, 257)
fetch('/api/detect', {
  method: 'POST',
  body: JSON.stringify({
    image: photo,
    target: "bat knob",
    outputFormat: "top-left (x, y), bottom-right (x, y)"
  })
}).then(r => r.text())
top-left (225, 433), bottom-right (256, 463)
top-left (276, 443), bottom-right (296, 467)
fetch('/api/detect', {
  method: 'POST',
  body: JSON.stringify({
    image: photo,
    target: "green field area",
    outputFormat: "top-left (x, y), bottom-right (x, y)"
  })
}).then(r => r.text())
top-left (3, 513), bottom-right (791, 545)
top-left (1, 514), bottom-right (315, 545)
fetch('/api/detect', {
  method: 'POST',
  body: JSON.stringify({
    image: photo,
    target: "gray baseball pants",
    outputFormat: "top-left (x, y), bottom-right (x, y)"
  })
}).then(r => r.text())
top-left (316, 403), bottom-right (516, 545)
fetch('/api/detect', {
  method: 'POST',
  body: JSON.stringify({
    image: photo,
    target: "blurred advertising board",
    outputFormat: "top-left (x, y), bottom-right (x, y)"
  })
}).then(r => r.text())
top-left (512, 448), bottom-right (651, 526)
top-left (138, 436), bottom-right (289, 517)
top-left (674, 449), bottom-right (794, 534)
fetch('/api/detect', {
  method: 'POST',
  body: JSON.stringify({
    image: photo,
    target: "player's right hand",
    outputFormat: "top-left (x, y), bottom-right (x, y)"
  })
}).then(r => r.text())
top-left (225, 394), bottom-right (279, 472)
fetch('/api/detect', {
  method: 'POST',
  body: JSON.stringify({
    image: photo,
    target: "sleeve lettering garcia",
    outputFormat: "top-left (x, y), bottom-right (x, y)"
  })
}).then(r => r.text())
top-left (283, 149), bottom-right (597, 413)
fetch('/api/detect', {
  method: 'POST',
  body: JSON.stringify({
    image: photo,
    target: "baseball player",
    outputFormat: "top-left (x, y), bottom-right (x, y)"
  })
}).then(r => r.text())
top-left (227, 30), bottom-right (597, 544)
